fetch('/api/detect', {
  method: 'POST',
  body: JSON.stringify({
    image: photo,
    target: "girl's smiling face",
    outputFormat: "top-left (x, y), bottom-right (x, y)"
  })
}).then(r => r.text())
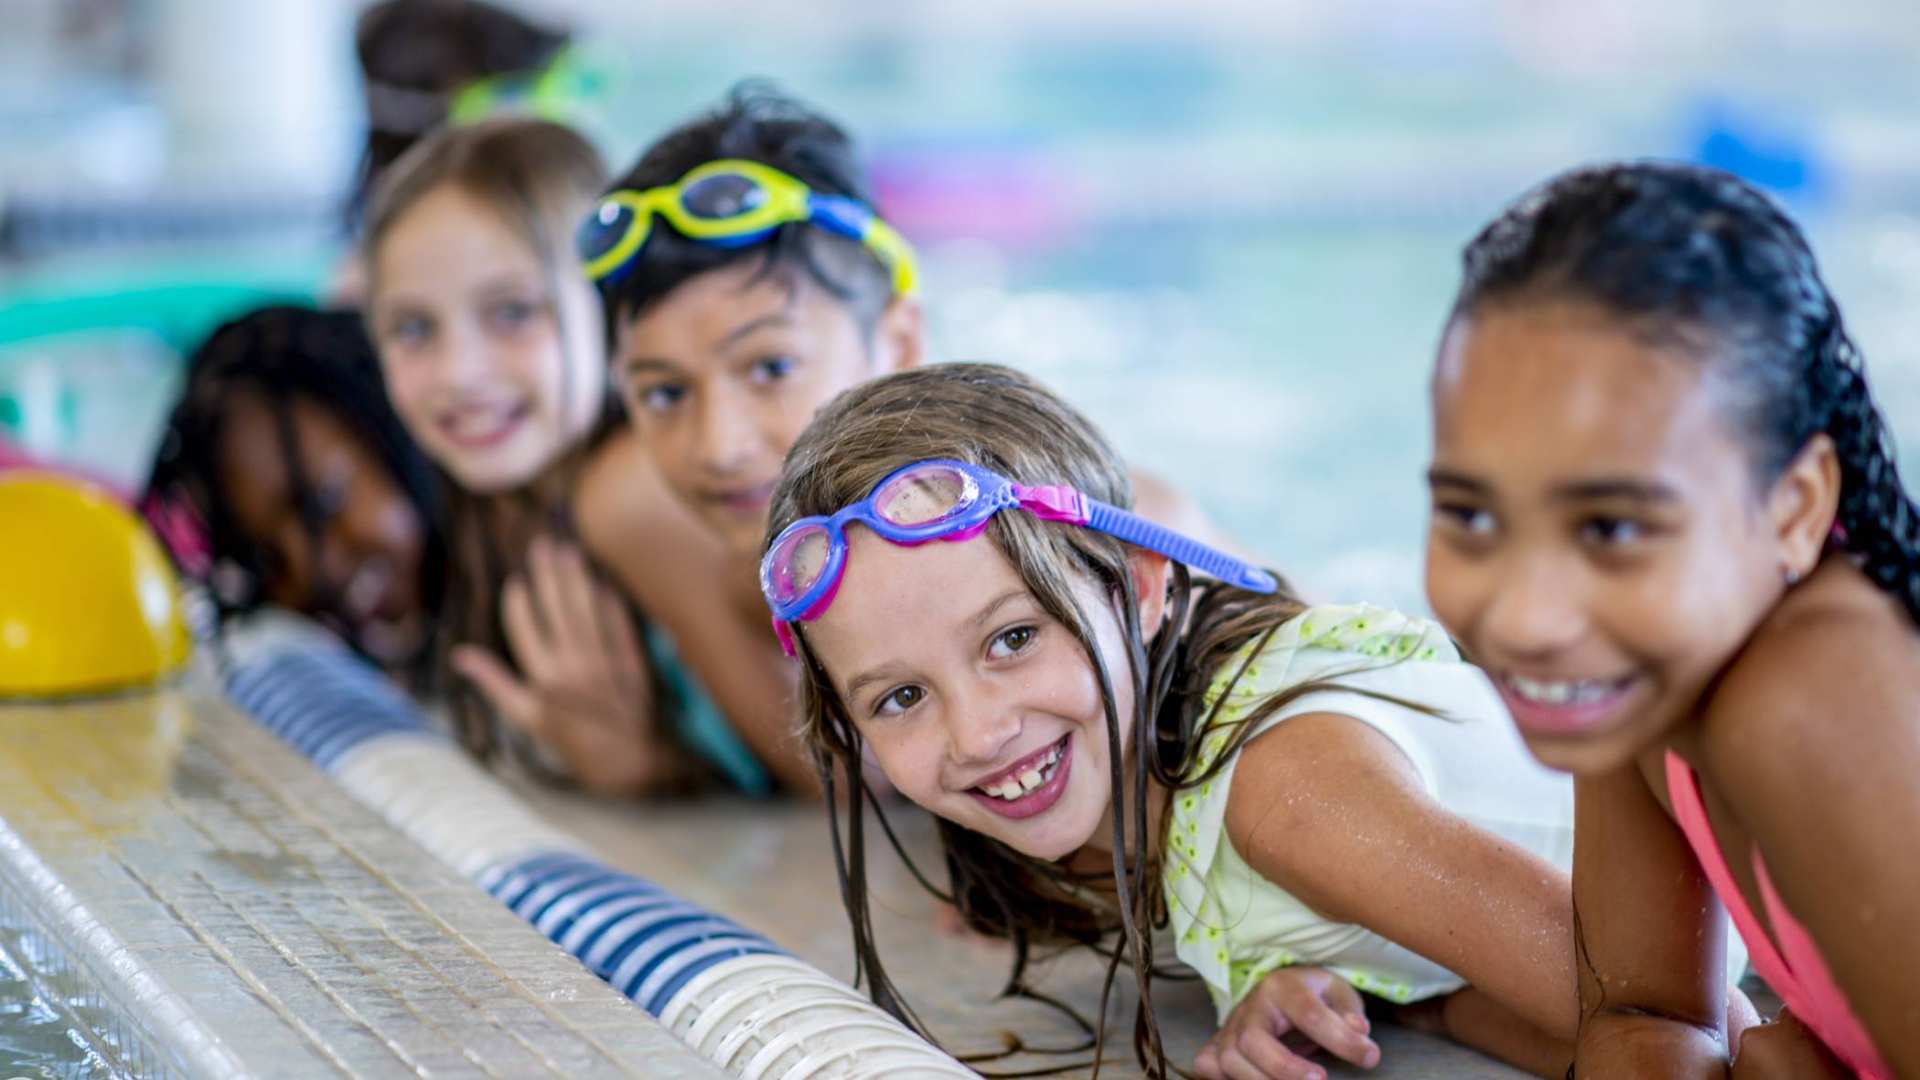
top-left (1424, 300), bottom-right (1821, 774)
top-left (801, 527), bottom-right (1164, 861)
top-left (370, 183), bottom-right (605, 493)
top-left (215, 390), bottom-right (429, 666)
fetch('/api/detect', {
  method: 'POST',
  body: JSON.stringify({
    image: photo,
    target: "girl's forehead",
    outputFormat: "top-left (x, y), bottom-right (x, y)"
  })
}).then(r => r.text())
top-left (375, 186), bottom-right (545, 279)
top-left (1434, 305), bottom-right (1747, 488)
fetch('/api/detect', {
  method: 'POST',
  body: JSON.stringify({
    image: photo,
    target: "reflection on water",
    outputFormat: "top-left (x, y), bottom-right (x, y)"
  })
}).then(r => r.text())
top-left (0, 894), bottom-right (136, 1080)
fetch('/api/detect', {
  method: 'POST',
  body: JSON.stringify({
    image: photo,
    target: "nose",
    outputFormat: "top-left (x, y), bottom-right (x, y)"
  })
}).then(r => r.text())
top-left (308, 527), bottom-right (358, 605)
top-left (1475, 548), bottom-right (1590, 662)
top-left (691, 384), bottom-right (759, 479)
top-left (945, 693), bottom-right (1022, 771)
top-left (415, 320), bottom-right (492, 394)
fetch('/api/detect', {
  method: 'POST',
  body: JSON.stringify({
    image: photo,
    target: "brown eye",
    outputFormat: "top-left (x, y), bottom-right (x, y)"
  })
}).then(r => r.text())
top-left (989, 625), bottom-right (1037, 658)
top-left (875, 685), bottom-right (925, 717)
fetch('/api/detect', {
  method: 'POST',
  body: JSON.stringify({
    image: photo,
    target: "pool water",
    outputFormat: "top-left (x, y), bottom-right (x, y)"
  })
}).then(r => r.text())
top-left (0, 908), bottom-right (137, 1080)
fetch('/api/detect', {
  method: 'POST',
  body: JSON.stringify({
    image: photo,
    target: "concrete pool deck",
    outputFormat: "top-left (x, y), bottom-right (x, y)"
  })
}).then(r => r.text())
top-left (508, 780), bottom-right (1538, 1079)
top-left (0, 678), bottom-right (718, 1077)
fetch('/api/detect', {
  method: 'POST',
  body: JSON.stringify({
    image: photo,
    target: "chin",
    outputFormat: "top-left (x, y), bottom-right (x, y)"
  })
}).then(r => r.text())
top-left (447, 457), bottom-right (541, 496)
top-left (1519, 726), bottom-right (1656, 776)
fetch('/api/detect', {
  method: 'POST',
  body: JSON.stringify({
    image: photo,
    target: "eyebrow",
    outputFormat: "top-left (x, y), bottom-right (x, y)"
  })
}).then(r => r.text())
top-left (620, 356), bottom-right (683, 379)
top-left (719, 311), bottom-right (793, 350)
top-left (840, 588), bottom-right (1034, 705)
top-left (1426, 467), bottom-right (1489, 495)
top-left (1550, 478), bottom-right (1681, 504)
top-left (1426, 467), bottom-right (1679, 504)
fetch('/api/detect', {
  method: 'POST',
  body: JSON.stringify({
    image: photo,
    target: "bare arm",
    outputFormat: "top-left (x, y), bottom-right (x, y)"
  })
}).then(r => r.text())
top-left (1224, 711), bottom-right (1576, 1074)
top-left (1569, 762), bottom-right (1731, 1079)
top-left (575, 433), bottom-right (821, 796)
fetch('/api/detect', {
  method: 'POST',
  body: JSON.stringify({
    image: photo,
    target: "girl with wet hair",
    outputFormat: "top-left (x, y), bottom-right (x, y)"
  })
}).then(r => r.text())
top-left (759, 362), bottom-right (1683, 1078)
top-left (143, 304), bottom-right (443, 679)
top-left (1425, 160), bottom-right (1919, 1077)
top-left (569, 82), bottom-right (1222, 798)
top-left (362, 117), bottom-right (761, 796)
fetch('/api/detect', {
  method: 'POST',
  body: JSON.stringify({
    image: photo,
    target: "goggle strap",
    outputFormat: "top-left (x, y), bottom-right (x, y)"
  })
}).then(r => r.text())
top-left (1082, 500), bottom-right (1278, 594)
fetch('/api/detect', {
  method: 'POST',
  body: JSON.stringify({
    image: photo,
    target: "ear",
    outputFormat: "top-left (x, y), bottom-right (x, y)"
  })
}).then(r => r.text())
top-left (1767, 433), bottom-right (1842, 579)
top-left (1126, 549), bottom-right (1174, 638)
top-left (869, 295), bottom-right (925, 373)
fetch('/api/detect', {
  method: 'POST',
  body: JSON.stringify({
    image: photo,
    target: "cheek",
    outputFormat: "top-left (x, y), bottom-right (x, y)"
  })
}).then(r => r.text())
top-left (1422, 540), bottom-right (1478, 634)
top-left (863, 724), bottom-right (944, 801)
top-left (382, 368), bottom-right (439, 442)
top-left (1609, 542), bottom-right (1765, 665)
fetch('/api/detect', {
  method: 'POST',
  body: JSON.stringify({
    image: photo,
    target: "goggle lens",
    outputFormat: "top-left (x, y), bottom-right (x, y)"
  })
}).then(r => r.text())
top-left (873, 464), bottom-right (974, 526)
top-left (681, 172), bottom-right (769, 220)
top-left (577, 199), bottom-right (637, 265)
top-left (766, 524), bottom-right (834, 606)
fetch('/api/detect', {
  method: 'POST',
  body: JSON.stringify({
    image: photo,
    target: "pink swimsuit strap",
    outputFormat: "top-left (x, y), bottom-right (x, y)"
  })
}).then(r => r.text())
top-left (1664, 751), bottom-right (1893, 1079)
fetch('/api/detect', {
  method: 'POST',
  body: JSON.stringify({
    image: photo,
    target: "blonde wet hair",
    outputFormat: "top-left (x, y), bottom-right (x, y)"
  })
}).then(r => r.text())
top-left (767, 363), bottom-right (1325, 1075)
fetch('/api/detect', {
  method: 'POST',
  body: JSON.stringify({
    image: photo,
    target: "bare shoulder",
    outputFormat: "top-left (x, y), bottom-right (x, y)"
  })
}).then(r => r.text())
top-left (1702, 561), bottom-right (1920, 795)
top-left (574, 431), bottom-right (718, 575)
top-left (575, 430), bottom-right (667, 546)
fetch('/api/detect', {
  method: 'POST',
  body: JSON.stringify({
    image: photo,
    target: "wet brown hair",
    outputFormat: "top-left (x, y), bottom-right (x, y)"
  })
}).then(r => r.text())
top-left (767, 363), bottom-right (1331, 1076)
top-left (361, 117), bottom-right (619, 763)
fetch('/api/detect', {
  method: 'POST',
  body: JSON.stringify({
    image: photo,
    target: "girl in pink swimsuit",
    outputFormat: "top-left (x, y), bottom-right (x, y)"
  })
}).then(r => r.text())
top-left (1422, 161), bottom-right (1918, 1078)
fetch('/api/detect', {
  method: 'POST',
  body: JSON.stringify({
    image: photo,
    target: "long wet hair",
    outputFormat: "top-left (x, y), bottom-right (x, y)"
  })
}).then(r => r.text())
top-left (362, 117), bottom-right (623, 761)
top-left (767, 363), bottom-right (1324, 1077)
top-left (596, 81), bottom-right (895, 341)
top-left (1450, 160), bottom-right (1920, 626)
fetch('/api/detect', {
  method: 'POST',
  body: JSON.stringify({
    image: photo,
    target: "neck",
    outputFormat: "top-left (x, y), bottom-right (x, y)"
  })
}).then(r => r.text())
top-left (1068, 749), bottom-right (1170, 877)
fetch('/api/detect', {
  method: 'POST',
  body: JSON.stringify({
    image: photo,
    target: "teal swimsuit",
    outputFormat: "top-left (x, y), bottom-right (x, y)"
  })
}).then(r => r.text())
top-left (645, 624), bottom-right (771, 796)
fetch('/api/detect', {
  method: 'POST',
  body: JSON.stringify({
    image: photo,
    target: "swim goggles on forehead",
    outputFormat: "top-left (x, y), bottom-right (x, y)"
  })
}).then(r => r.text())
top-left (448, 47), bottom-right (601, 129)
top-left (576, 158), bottom-right (919, 295)
top-left (760, 458), bottom-right (1276, 657)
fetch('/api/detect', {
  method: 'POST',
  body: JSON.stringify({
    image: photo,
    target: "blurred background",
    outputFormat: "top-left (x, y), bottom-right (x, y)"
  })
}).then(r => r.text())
top-left (3, 0), bottom-right (1918, 611)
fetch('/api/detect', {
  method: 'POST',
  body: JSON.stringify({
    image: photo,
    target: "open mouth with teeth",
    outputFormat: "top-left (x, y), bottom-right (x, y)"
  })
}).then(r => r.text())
top-left (966, 734), bottom-right (1072, 820)
top-left (1496, 671), bottom-right (1640, 738)
top-left (437, 400), bottom-right (533, 450)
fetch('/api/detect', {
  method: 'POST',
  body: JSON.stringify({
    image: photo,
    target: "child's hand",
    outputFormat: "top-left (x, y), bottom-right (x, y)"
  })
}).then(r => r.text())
top-left (453, 536), bottom-right (660, 795)
top-left (1730, 1008), bottom-right (1851, 1080)
top-left (1194, 966), bottom-right (1381, 1080)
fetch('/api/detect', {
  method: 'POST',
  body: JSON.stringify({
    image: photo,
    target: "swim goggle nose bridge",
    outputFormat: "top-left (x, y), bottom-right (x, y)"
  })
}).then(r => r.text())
top-left (760, 459), bottom-right (1277, 657)
top-left (576, 158), bottom-right (919, 296)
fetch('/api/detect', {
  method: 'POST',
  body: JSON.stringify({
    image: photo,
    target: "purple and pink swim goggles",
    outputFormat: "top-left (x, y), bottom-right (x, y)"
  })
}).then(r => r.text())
top-left (760, 458), bottom-right (1276, 656)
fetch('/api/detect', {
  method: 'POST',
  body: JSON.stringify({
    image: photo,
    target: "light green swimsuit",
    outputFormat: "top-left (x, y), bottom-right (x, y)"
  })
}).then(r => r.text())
top-left (1163, 603), bottom-right (1577, 1021)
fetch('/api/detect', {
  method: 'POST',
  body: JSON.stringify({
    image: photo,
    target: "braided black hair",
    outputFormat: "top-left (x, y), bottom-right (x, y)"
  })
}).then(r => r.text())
top-left (1453, 160), bottom-right (1920, 624)
top-left (595, 81), bottom-right (894, 338)
top-left (144, 305), bottom-right (446, 664)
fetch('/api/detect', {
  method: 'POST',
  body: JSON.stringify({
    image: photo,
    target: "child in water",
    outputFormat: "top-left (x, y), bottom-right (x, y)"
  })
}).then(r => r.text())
top-left (143, 305), bottom-right (442, 680)
top-left (361, 117), bottom-right (762, 795)
top-left (761, 361), bottom-right (1627, 1077)
top-left (1424, 161), bottom-right (1919, 1079)
top-left (569, 84), bottom-right (1219, 795)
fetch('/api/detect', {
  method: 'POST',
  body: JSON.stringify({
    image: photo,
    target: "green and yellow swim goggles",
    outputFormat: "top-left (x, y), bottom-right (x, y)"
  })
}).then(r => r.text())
top-left (576, 159), bottom-right (919, 295)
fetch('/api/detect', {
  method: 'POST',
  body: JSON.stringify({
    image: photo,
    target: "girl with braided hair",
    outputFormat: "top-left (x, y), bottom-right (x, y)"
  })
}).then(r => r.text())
top-left (1424, 160), bottom-right (1920, 1078)
top-left (143, 304), bottom-right (443, 680)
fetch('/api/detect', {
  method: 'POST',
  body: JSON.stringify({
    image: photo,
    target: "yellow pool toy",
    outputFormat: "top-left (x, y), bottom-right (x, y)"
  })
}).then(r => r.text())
top-left (0, 471), bottom-right (192, 697)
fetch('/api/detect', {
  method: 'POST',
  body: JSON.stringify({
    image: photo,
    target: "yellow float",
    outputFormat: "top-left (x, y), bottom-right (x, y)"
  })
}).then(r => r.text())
top-left (0, 471), bottom-right (191, 697)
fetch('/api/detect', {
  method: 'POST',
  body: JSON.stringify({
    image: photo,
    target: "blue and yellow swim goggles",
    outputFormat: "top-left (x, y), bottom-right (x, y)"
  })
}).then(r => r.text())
top-left (576, 159), bottom-right (919, 295)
